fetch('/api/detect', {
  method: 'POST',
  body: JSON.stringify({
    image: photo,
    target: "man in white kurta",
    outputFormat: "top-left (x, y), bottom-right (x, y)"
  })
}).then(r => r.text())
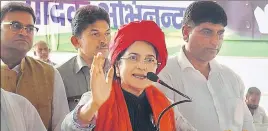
top-left (157, 1), bottom-right (255, 131)
top-left (1, 88), bottom-right (47, 131)
top-left (252, 106), bottom-right (268, 124)
top-left (246, 87), bottom-right (268, 124)
top-left (157, 49), bottom-right (255, 131)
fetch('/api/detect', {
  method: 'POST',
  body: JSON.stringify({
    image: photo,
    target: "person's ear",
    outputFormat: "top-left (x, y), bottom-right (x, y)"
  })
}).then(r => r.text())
top-left (182, 25), bottom-right (192, 42)
top-left (71, 36), bottom-right (80, 50)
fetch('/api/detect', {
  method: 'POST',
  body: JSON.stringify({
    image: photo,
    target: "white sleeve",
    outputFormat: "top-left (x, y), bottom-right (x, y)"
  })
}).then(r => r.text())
top-left (61, 92), bottom-right (96, 131)
top-left (173, 103), bottom-right (196, 131)
top-left (22, 96), bottom-right (47, 131)
top-left (52, 68), bottom-right (70, 131)
top-left (261, 107), bottom-right (268, 123)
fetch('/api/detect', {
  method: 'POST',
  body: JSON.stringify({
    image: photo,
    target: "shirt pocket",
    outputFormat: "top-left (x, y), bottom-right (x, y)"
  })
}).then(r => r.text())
top-left (225, 97), bottom-right (244, 127)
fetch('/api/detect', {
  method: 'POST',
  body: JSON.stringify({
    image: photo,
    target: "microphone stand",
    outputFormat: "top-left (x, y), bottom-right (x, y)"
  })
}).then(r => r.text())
top-left (155, 100), bottom-right (192, 131)
top-left (146, 72), bottom-right (192, 131)
top-left (155, 86), bottom-right (192, 131)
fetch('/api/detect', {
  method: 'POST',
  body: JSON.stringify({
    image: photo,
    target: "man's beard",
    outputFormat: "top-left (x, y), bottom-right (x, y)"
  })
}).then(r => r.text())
top-left (247, 104), bottom-right (258, 115)
top-left (247, 104), bottom-right (258, 110)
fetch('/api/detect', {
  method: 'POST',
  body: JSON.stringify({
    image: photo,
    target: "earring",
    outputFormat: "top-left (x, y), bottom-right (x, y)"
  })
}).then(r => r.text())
top-left (115, 69), bottom-right (120, 77)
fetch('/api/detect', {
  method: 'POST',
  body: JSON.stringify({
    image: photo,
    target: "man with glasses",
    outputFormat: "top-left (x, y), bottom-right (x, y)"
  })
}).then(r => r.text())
top-left (56, 5), bottom-right (111, 111)
top-left (157, 1), bottom-right (255, 131)
top-left (1, 2), bottom-right (69, 131)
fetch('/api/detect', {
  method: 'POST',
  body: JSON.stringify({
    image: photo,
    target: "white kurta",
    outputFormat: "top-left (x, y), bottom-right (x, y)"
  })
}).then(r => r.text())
top-left (253, 106), bottom-right (268, 124)
top-left (1, 88), bottom-right (47, 131)
top-left (156, 50), bottom-right (256, 131)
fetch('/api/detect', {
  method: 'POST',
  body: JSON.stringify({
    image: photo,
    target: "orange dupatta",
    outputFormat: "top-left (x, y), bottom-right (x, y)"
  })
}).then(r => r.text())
top-left (94, 80), bottom-right (176, 131)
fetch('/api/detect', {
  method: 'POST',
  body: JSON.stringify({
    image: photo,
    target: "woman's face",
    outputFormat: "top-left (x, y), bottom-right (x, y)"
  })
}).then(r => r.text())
top-left (116, 41), bottom-right (158, 96)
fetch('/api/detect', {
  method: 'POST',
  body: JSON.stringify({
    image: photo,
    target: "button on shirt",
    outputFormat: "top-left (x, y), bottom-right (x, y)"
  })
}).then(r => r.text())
top-left (56, 56), bottom-right (90, 111)
top-left (157, 50), bottom-right (255, 131)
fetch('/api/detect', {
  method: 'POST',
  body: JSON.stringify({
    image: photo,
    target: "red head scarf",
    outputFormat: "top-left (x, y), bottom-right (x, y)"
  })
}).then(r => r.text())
top-left (109, 20), bottom-right (168, 74)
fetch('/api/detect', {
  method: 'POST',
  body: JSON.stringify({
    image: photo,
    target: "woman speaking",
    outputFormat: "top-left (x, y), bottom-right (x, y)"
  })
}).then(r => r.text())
top-left (61, 20), bottom-right (196, 131)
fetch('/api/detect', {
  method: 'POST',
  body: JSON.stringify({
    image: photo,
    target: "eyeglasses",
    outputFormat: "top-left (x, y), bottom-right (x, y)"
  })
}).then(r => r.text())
top-left (1, 21), bottom-right (39, 35)
top-left (120, 54), bottom-right (161, 68)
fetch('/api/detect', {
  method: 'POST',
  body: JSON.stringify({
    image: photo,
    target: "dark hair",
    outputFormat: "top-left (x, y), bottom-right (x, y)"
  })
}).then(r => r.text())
top-left (71, 5), bottom-right (110, 37)
top-left (182, 1), bottom-right (227, 27)
top-left (1, 2), bottom-right (36, 23)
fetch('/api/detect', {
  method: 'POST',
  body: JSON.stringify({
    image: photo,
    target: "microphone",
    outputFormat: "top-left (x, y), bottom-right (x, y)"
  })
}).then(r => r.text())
top-left (146, 72), bottom-right (192, 131)
top-left (147, 72), bottom-right (191, 100)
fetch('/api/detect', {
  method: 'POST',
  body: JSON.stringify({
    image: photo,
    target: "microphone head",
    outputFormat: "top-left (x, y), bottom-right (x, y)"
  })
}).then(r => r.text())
top-left (146, 72), bottom-right (159, 82)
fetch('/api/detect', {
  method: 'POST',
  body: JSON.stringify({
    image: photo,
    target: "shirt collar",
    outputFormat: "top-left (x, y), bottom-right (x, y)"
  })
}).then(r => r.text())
top-left (1, 59), bottom-right (20, 74)
top-left (177, 46), bottom-right (195, 70)
top-left (209, 58), bottom-right (222, 73)
top-left (177, 45), bottom-right (222, 73)
top-left (75, 55), bottom-right (89, 74)
top-left (12, 64), bottom-right (21, 74)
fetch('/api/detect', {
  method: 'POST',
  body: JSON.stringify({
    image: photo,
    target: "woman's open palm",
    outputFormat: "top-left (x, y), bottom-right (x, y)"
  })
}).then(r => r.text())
top-left (90, 53), bottom-right (114, 108)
